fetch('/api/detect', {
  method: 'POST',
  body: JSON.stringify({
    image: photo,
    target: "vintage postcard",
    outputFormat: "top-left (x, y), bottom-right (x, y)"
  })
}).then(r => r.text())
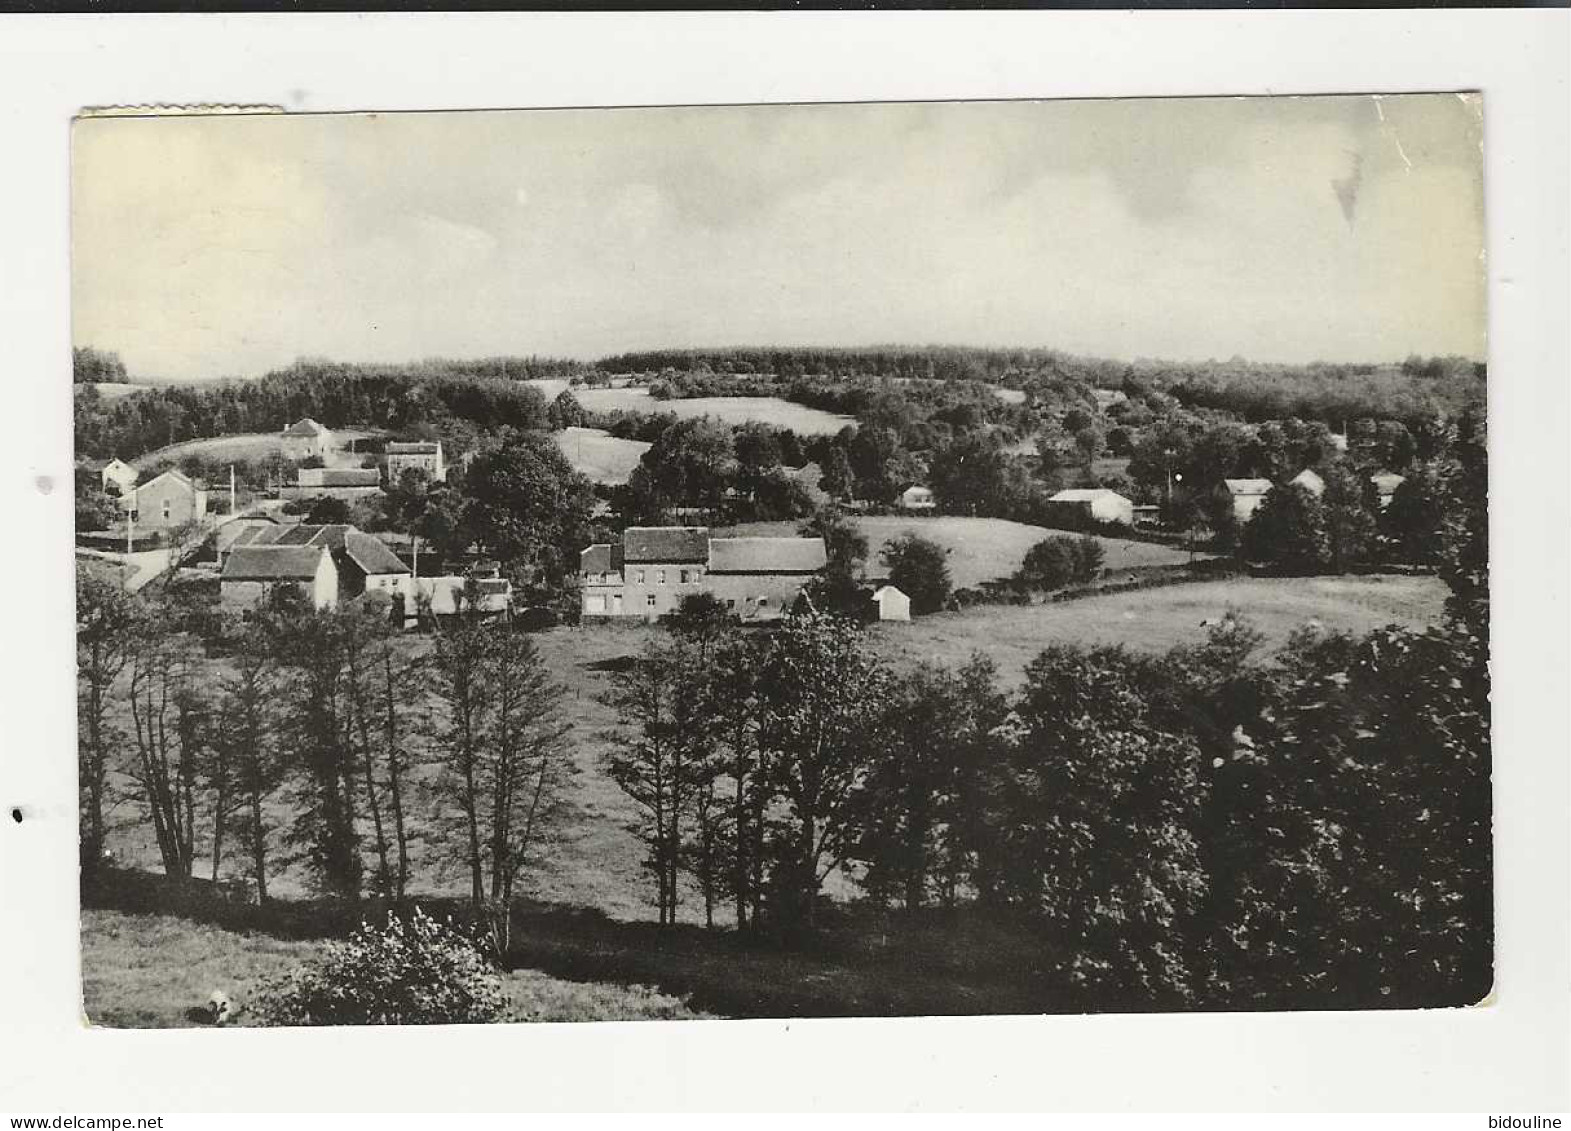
top-left (70, 95), bottom-right (1489, 1028)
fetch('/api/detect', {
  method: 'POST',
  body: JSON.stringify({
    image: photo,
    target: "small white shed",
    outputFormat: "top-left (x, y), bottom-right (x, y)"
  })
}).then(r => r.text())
top-left (870, 585), bottom-right (911, 622)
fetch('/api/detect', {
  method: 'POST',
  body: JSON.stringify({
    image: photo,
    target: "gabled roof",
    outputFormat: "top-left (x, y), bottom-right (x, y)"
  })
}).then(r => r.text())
top-left (580, 543), bottom-right (624, 574)
top-left (623, 527), bottom-right (710, 564)
top-left (1371, 472), bottom-right (1406, 494)
top-left (132, 468), bottom-right (199, 495)
top-left (1051, 488), bottom-right (1129, 503)
top-left (342, 529), bottom-right (410, 576)
top-left (283, 418), bottom-right (327, 437)
top-left (1223, 478), bottom-right (1274, 497)
top-left (222, 545), bottom-right (330, 581)
top-left (1290, 468), bottom-right (1326, 496)
top-left (708, 537), bottom-right (827, 574)
top-left (872, 585), bottom-right (907, 600)
top-left (387, 440), bottom-right (442, 455)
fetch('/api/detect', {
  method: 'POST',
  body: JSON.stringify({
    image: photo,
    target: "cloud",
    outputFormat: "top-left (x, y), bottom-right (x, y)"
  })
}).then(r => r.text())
top-left (71, 97), bottom-right (1486, 381)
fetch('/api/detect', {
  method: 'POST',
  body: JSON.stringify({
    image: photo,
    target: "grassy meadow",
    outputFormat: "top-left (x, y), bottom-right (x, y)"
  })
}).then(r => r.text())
top-left (720, 514), bottom-right (1197, 589)
top-left (553, 426), bottom-right (651, 485)
top-left (129, 428), bottom-right (385, 472)
top-left (869, 574), bottom-right (1450, 685)
top-left (82, 909), bottom-right (710, 1027)
top-left (575, 387), bottom-right (855, 435)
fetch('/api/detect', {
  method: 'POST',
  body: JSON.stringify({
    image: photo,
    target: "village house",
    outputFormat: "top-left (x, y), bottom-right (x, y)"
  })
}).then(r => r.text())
top-left (1290, 468), bottom-right (1327, 497)
top-left (220, 523), bottom-right (411, 602)
top-left (1221, 478), bottom-right (1274, 522)
top-left (898, 484), bottom-right (936, 512)
top-left (220, 544), bottom-right (338, 613)
top-left (405, 575), bottom-right (513, 625)
top-left (1049, 487), bottom-right (1135, 526)
top-left (98, 458), bottom-right (139, 496)
top-left (1371, 472), bottom-right (1406, 508)
top-left (281, 418), bottom-right (332, 462)
top-left (580, 526), bottom-right (827, 622)
top-left (385, 439), bottom-right (447, 483)
top-left (120, 469), bottom-right (208, 531)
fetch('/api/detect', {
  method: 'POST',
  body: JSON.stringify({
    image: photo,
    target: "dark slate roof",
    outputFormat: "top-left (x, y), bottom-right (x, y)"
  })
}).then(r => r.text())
top-left (387, 441), bottom-right (441, 454)
top-left (222, 545), bottom-right (329, 581)
top-left (283, 418), bottom-right (326, 437)
top-left (623, 527), bottom-right (710, 564)
top-left (580, 544), bottom-right (624, 574)
top-left (342, 529), bottom-right (410, 576)
top-left (707, 537), bottom-right (827, 574)
top-left (301, 467), bottom-right (380, 487)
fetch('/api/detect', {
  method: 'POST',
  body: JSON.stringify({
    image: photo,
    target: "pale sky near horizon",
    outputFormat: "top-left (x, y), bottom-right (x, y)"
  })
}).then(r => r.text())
top-left (72, 96), bottom-right (1486, 383)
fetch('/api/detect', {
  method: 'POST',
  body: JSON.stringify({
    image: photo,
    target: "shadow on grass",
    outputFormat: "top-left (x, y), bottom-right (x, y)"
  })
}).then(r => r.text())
top-left (84, 866), bottom-right (1083, 1020)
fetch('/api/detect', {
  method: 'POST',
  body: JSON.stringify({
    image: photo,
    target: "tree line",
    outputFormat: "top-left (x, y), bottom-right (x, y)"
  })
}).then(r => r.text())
top-left (606, 571), bottom-right (1487, 1013)
top-left (76, 580), bottom-right (575, 951)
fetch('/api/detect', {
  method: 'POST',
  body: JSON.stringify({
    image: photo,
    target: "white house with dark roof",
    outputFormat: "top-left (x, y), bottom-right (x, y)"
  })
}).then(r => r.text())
top-left (220, 545), bottom-right (338, 613)
top-left (386, 440), bottom-right (446, 483)
top-left (898, 484), bottom-right (937, 511)
top-left (281, 418), bottom-right (332, 461)
top-left (580, 526), bottom-right (826, 621)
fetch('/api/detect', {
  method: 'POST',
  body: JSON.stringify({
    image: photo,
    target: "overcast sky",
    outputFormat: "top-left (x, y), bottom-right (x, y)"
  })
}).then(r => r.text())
top-left (72, 95), bottom-right (1485, 382)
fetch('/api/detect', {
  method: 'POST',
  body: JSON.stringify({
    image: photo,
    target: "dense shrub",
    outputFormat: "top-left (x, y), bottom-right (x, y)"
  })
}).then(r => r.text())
top-left (1016, 534), bottom-right (1105, 590)
top-left (251, 909), bottom-right (507, 1026)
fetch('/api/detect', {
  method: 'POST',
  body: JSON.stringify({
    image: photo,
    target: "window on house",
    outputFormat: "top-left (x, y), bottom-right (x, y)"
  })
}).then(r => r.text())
top-left (758, 597), bottom-right (769, 607)
top-left (656, 570), bottom-right (666, 584)
top-left (646, 594), bottom-right (656, 608)
top-left (635, 570), bottom-right (646, 584)
top-left (680, 570), bottom-right (691, 584)
top-left (161, 499), bottom-right (172, 520)
top-left (726, 599), bottom-right (736, 609)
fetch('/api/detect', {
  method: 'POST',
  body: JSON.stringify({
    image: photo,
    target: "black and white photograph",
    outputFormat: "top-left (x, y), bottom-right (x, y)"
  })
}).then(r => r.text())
top-left (63, 93), bottom-right (1499, 1031)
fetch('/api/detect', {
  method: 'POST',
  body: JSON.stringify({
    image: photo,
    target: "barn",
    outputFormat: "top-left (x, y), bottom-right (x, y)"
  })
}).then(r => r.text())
top-left (220, 545), bottom-right (338, 613)
top-left (1049, 487), bottom-right (1135, 526)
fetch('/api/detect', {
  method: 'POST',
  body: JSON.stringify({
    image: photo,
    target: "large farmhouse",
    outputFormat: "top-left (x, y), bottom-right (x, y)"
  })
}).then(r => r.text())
top-left (580, 526), bottom-right (827, 621)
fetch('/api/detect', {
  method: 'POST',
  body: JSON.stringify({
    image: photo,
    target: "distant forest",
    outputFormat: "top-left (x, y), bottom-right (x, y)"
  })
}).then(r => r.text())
top-left (72, 343), bottom-right (1485, 462)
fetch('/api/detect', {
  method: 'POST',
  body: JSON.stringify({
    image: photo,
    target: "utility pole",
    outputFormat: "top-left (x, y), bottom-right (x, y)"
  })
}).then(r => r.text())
top-left (229, 464), bottom-right (237, 517)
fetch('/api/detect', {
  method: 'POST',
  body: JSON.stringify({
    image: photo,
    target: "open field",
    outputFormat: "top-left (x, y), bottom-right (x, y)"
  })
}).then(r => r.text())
top-left (554, 426), bottom-right (650, 485)
top-left (131, 428), bottom-right (385, 471)
top-left (721, 515), bottom-right (1198, 589)
top-left (91, 381), bottom-right (147, 401)
top-left (522, 377), bottom-right (573, 401)
top-left (868, 574), bottom-right (1450, 685)
top-left (577, 387), bottom-right (855, 435)
top-left (81, 909), bottom-right (709, 1027)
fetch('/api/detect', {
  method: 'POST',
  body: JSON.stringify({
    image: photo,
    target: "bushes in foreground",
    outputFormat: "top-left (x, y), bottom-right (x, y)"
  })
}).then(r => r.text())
top-left (251, 909), bottom-right (507, 1026)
